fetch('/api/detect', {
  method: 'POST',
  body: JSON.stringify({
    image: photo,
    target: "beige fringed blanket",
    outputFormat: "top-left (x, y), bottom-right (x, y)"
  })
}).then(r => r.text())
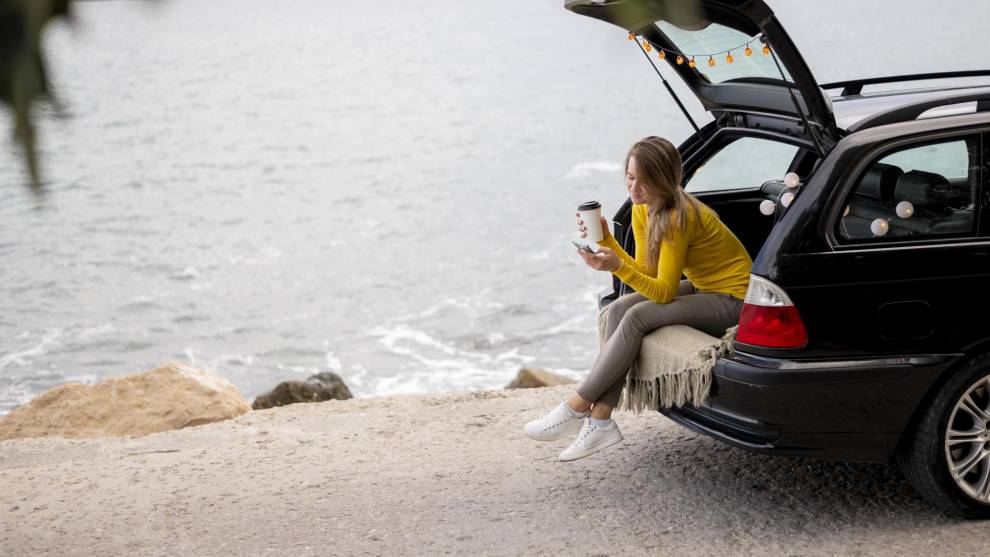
top-left (597, 310), bottom-right (738, 413)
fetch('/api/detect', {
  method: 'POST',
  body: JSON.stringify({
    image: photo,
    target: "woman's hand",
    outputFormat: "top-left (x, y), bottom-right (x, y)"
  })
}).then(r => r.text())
top-left (575, 213), bottom-right (611, 241)
top-left (577, 246), bottom-right (622, 273)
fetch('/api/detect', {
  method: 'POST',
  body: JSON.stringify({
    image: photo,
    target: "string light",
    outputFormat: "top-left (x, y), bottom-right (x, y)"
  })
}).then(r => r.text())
top-left (871, 218), bottom-right (889, 237)
top-left (630, 31), bottom-right (770, 70)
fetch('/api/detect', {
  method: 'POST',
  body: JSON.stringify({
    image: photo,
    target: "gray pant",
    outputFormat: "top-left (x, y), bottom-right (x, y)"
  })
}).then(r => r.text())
top-left (576, 280), bottom-right (744, 408)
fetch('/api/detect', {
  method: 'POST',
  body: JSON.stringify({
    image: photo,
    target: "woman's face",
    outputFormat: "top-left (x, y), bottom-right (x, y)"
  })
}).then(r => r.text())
top-left (626, 155), bottom-right (653, 205)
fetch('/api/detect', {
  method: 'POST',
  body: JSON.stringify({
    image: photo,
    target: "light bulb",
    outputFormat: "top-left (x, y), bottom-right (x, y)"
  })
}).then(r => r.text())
top-left (628, 32), bottom-right (635, 41)
top-left (658, 49), bottom-right (666, 60)
top-left (726, 53), bottom-right (734, 64)
top-left (896, 201), bottom-right (914, 219)
top-left (676, 55), bottom-right (684, 65)
top-left (759, 200), bottom-right (776, 215)
top-left (781, 191), bottom-right (795, 207)
top-left (762, 43), bottom-right (771, 55)
top-left (707, 56), bottom-right (715, 67)
top-left (688, 56), bottom-right (696, 68)
top-left (783, 172), bottom-right (800, 188)
top-left (744, 45), bottom-right (752, 57)
top-left (643, 41), bottom-right (652, 52)
top-left (871, 218), bottom-right (889, 237)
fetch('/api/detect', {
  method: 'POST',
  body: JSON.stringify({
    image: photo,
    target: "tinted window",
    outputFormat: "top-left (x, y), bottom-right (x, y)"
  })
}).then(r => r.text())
top-left (837, 135), bottom-right (981, 243)
top-left (685, 137), bottom-right (798, 193)
top-left (656, 22), bottom-right (792, 84)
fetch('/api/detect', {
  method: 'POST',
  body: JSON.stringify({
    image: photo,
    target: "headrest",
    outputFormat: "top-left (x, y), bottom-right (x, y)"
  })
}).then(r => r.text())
top-left (856, 162), bottom-right (902, 199)
top-left (895, 169), bottom-right (965, 208)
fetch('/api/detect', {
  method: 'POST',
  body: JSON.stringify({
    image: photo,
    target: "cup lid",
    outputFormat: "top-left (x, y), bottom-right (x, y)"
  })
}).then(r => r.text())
top-left (578, 201), bottom-right (601, 210)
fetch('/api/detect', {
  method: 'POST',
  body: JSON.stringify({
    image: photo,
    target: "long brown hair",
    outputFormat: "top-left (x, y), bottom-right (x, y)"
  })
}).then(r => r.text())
top-left (625, 136), bottom-right (706, 270)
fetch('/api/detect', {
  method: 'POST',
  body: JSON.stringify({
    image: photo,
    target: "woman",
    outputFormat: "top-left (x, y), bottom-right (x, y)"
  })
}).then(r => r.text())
top-left (524, 136), bottom-right (753, 461)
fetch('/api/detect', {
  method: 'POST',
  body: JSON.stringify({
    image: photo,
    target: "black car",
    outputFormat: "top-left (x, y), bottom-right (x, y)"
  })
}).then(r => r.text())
top-left (566, 0), bottom-right (990, 518)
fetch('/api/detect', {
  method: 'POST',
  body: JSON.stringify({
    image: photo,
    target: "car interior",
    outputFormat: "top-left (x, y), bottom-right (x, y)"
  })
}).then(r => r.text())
top-left (686, 143), bottom-right (819, 260)
top-left (838, 137), bottom-right (980, 242)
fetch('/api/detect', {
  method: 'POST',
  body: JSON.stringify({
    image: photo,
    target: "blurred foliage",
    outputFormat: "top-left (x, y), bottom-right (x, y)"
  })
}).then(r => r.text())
top-left (0, 0), bottom-right (71, 189)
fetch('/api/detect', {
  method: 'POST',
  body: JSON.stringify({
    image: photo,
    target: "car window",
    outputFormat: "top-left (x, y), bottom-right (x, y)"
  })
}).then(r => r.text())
top-left (656, 22), bottom-right (792, 84)
top-left (836, 135), bottom-right (981, 243)
top-left (685, 137), bottom-right (799, 193)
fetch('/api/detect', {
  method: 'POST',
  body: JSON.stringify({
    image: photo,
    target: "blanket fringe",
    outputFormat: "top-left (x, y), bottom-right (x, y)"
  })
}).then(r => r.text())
top-left (617, 325), bottom-right (738, 413)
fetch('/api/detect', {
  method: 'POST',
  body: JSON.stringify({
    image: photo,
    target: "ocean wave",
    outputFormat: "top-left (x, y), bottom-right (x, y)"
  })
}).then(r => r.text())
top-left (169, 266), bottom-right (200, 281)
top-left (0, 370), bottom-right (100, 417)
top-left (565, 161), bottom-right (622, 180)
top-left (118, 296), bottom-right (163, 313)
top-left (0, 329), bottom-right (62, 371)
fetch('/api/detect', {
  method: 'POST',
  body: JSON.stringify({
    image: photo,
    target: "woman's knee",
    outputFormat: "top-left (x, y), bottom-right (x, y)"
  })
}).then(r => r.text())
top-left (620, 300), bottom-right (669, 332)
top-left (604, 293), bottom-right (645, 321)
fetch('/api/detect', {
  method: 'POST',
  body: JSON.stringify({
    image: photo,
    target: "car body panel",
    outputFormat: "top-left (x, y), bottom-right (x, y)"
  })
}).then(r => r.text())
top-left (661, 351), bottom-right (960, 462)
top-left (830, 85), bottom-right (990, 131)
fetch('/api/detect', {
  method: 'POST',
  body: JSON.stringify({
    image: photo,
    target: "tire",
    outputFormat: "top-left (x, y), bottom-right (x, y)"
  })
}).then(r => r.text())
top-left (896, 353), bottom-right (990, 519)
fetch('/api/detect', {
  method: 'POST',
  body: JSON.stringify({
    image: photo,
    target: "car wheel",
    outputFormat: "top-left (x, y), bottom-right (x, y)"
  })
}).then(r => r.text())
top-left (897, 355), bottom-right (990, 518)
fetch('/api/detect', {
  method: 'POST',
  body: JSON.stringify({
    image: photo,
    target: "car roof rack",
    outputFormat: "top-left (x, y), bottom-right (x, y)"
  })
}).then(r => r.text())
top-left (821, 70), bottom-right (990, 96)
top-left (847, 90), bottom-right (990, 132)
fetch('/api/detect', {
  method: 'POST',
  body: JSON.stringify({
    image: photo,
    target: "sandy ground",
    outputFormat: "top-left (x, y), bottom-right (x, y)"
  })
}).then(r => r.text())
top-left (1, 385), bottom-right (986, 556)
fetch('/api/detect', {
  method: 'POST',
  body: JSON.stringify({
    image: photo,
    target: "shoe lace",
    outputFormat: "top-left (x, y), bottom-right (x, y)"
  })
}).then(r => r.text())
top-left (575, 423), bottom-right (599, 444)
top-left (540, 408), bottom-right (575, 431)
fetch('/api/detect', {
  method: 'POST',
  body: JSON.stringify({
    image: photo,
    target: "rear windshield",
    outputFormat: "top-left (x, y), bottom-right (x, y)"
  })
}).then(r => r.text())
top-left (656, 21), bottom-right (793, 84)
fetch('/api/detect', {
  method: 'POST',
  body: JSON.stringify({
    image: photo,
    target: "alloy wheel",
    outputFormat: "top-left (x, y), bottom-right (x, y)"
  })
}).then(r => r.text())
top-left (944, 374), bottom-right (990, 503)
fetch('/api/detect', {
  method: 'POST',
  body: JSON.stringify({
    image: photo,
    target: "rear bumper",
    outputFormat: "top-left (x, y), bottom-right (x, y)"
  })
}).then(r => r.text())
top-left (659, 351), bottom-right (960, 463)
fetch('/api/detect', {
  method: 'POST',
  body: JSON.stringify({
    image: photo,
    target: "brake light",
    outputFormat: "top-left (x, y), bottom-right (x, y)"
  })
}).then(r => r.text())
top-left (736, 275), bottom-right (808, 348)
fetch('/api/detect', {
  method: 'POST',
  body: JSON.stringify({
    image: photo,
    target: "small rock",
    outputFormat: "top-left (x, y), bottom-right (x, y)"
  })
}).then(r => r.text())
top-left (252, 371), bottom-right (353, 410)
top-left (504, 368), bottom-right (576, 389)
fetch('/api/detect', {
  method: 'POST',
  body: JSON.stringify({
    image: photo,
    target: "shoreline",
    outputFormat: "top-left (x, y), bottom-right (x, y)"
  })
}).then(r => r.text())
top-left (2, 384), bottom-right (985, 556)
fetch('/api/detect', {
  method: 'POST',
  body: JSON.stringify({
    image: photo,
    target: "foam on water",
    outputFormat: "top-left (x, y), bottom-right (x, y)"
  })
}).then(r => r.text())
top-left (565, 161), bottom-right (623, 180)
top-left (0, 329), bottom-right (63, 371)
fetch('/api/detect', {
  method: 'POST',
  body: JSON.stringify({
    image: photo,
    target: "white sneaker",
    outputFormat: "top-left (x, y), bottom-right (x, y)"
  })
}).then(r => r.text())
top-left (523, 401), bottom-right (589, 441)
top-left (558, 418), bottom-right (623, 461)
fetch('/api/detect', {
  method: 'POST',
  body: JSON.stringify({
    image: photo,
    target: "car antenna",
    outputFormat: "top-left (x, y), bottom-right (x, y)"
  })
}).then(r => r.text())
top-left (763, 33), bottom-right (826, 156)
top-left (635, 37), bottom-right (703, 137)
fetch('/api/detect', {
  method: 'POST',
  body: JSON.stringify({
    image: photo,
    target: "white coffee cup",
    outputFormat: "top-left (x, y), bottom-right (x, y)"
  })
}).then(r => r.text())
top-left (577, 201), bottom-right (604, 243)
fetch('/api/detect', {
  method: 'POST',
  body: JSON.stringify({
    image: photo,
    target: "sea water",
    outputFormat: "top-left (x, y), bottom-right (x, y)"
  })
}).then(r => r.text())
top-left (1, 0), bottom-right (987, 414)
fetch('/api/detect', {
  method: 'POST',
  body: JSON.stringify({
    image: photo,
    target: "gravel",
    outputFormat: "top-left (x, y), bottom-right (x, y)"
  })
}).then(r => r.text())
top-left (0, 385), bottom-right (984, 556)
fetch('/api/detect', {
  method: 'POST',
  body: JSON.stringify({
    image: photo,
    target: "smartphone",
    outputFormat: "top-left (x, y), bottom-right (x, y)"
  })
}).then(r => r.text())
top-left (571, 240), bottom-right (597, 254)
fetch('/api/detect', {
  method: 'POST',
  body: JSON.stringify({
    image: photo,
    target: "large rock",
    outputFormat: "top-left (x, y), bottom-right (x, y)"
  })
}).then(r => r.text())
top-left (252, 371), bottom-right (353, 410)
top-left (0, 362), bottom-right (251, 441)
top-left (505, 368), bottom-right (577, 389)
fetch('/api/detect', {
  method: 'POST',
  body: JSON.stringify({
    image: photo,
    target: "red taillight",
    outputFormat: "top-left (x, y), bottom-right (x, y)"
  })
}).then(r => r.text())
top-left (736, 304), bottom-right (808, 348)
top-left (735, 274), bottom-right (808, 348)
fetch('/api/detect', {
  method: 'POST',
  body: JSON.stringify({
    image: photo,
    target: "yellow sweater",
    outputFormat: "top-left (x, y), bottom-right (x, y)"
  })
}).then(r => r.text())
top-left (596, 202), bottom-right (752, 304)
